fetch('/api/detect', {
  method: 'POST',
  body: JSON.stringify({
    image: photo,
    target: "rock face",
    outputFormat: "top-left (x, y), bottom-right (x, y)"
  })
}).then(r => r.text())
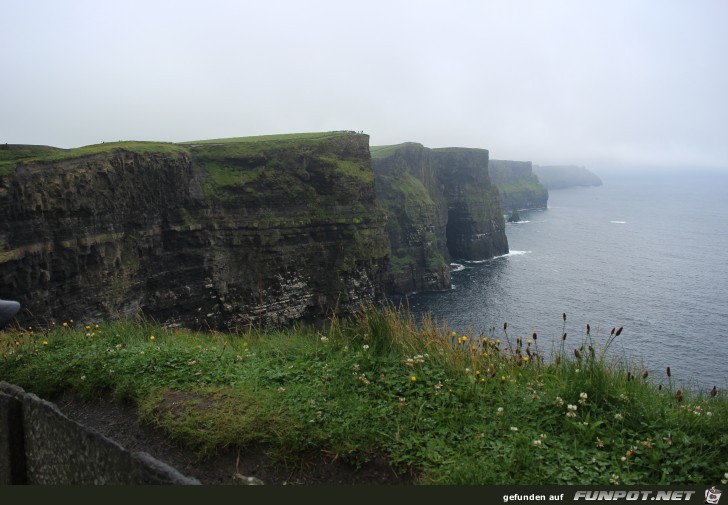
top-left (372, 143), bottom-right (509, 294)
top-left (0, 133), bottom-right (390, 329)
top-left (532, 164), bottom-right (603, 189)
top-left (489, 160), bottom-right (548, 211)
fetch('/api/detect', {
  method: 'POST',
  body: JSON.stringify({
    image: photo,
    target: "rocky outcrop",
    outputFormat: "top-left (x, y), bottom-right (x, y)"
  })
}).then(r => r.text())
top-left (0, 133), bottom-right (390, 329)
top-left (532, 164), bottom-right (602, 189)
top-left (489, 160), bottom-right (548, 211)
top-left (372, 143), bottom-right (509, 294)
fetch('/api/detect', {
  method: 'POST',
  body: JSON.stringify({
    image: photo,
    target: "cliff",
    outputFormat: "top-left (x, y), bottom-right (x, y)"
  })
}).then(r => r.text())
top-left (0, 132), bottom-right (390, 329)
top-left (488, 159), bottom-right (548, 212)
top-left (532, 164), bottom-right (603, 189)
top-left (371, 143), bottom-right (509, 294)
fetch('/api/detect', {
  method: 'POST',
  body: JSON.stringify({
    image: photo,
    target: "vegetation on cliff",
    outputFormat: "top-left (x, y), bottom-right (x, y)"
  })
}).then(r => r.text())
top-left (0, 131), bottom-right (389, 329)
top-left (1, 306), bottom-right (725, 485)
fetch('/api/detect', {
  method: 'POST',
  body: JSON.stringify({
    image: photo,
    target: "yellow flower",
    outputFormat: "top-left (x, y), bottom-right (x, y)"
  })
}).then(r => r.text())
top-left (462, 336), bottom-right (468, 341)
top-left (86, 325), bottom-right (91, 331)
top-left (150, 335), bottom-right (155, 341)
top-left (451, 331), bottom-right (457, 337)
top-left (626, 450), bottom-right (632, 458)
top-left (62, 322), bottom-right (68, 328)
top-left (42, 341), bottom-right (48, 345)
top-left (70, 320), bottom-right (74, 323)
top-left (523, 356), bottom-right (529, 362)
top-left (410, 376), bottom-right (417, 382)
top-left (95, 324), bottom-right (100, 329)
top-left (475, 370), bottom-right (481, 376)
top-left (501, 375), bottom-right (506, 382)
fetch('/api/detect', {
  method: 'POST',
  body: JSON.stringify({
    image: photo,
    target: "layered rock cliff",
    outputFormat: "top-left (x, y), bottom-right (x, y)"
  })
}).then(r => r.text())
top-left (372, 143), bottom-right (509, 294)
top-left (0, 132), bottom-right (390, 329)
top-left (532, 164), bottom-right (603, 189)
top-left (488, 160), bottom-right (548, 212)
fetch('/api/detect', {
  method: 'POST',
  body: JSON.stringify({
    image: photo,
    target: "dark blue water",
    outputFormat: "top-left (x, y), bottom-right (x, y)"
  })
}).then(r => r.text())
top-left (405, 170), bottom-right (728, 392)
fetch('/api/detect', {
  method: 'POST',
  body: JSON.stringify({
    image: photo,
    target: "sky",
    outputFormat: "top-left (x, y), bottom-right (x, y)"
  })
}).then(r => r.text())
top-left (3, 0), bottom-right (727, 171)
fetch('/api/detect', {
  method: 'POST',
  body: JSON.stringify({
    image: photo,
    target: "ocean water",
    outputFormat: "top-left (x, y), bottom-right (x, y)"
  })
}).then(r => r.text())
top-left (403, 169), bottom-right (728, 392)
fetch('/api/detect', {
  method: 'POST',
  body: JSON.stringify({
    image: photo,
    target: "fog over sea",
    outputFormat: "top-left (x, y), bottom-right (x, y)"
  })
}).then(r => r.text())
top-left (404, 169), bottom-right (728, 392)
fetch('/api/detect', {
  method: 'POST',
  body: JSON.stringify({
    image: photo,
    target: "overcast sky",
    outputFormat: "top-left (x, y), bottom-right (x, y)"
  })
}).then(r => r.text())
top-left (3, 0), bottom-right (727, 170)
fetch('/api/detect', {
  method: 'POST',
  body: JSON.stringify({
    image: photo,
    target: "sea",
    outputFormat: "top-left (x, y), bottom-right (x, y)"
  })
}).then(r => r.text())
top-left (402, 169), bottom-right (728, 393)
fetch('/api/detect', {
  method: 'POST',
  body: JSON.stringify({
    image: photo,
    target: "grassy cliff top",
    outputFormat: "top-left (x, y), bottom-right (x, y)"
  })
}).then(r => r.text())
top-left (369, 142), bottom-right (425, 159)
top-left (0, 142), bottom-right (188, 175)
top-left (179, 131), bottom-right (358, 145)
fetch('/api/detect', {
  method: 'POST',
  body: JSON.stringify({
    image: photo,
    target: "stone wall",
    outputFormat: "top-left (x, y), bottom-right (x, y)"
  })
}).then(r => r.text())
top-left (0, 381), bottom-right (199, 485)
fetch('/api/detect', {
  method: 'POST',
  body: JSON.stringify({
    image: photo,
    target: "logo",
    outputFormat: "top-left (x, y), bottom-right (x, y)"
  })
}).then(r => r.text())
top-left (706, 488), bottom-right (722, 505)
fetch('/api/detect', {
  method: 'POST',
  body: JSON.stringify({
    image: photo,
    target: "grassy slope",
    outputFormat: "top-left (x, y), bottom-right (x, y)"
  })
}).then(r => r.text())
top-left (1, 307), bottom-right (725, 485)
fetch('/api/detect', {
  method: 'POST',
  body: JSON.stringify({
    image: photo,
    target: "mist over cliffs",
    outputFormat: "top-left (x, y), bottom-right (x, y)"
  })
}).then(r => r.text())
top-left (0, 132), bottom-right (540, 328)
top-left (533, 164), bottom-right (603, 189)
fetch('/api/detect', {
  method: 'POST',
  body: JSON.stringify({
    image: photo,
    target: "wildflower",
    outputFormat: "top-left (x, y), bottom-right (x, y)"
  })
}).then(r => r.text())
top-left (554, 396), bottom-right (564, 408)
top-left (352, 363), bottom-right (360, 371)
top-left (533, 439), bottom-right (542, 447)
top-left (596, 437), bottom-right (605, 448)
top-left (362, 345), bottom-right (369, 351)
top-left (434, 381), bottom-right (443, 393)
top-left (707, 411), bottom-right (713, 417)
top-left (410, 376), bottom-right (417, 382)
top-left (501, 375), bottom-right (506, 382)
top-left (614, 413), bottom-right (623, 421)
top-left (452, 331), bottom-right (457, 338)
top-left (620, 456), bottom-right (627, 463)
top-left (115, 344), bottom-right (122, 350)
top-left (496, 407), bottom-right (504, 416)
top-left (42, 341), bottom-right (48, 345)
top-left (357, 375), bottom-right (370, 385)
top-left (523, 356), bottom-right (529, 362)
top-left (465, 368), bottom-right (471, 374)
top-left (610, 474), bottom-right (620, 485)
top-left (80, 375), bottom-right (86, 381)
top-left (566, 404), bottom-right (577, 418)
top-left (399, 397), bottom-right (407, 406)
top-left (62, 322), bottom-right (68, 328)
top-left (277, 387), bottom-right (286, 393)
top-left (320, 336), bottom-right (329, 343)
top-left (150, 335), bottom-right (155, 341)
top-left (540, 433), bottom-right (547, 439)
top-left (527, 339), bottom-right (532, 345)
top-left (510, 426), bottom-right (518, 432)
top-left (722, 472), bottom-right (728, 485)
top-left (626, 450), bottom-right (632, 458)
top-left (86, 325), bottom-right (91, 331)
top-left (579, 392), bottom-right (588, 404)
top-left (235, 355), bottom-right (243, 361)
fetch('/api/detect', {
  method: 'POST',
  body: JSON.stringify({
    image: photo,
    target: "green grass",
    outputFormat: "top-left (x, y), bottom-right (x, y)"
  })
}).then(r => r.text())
top-left (179, 131), bottom-right (356, 145)
top-left (1, 307), bottom-right (726, 485)
top-left (0, 142), bottom-right (188, 175)
top-left (370, 142), bottom-right (425, 159)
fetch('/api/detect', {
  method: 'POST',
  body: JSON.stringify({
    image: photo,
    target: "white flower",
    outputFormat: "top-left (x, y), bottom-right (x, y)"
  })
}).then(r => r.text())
top-left (580, 392), bottom-right (588, 400)
top-left (620, 456), bottom-right (627, 462)
top-left (533, 439), bottom-right (543, 447)
top-left (614, 413), bottom-right (624, 421)
top-left (707, 411), bottom-right (713, 417)
top-left (320, 336), bottom-right (329, 343)
top-left (80, 375), bottom-right (86, 381)
top-left (497, 407), bottom-right (504, 416)
top-left (609, 474), bottom-right (620, 485)
top-left (510, 426), bottom-right (518, 432)
top-left (277, 387), bottom-right (286, 393)
top-left (362, 344), bottom-right (369, 351)
top-left (722, 472), bottom-right (728, 484)
top-left (554, 396), bottom-right (564, 407)
top-left (566, 404), bottom-right (578, 417)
